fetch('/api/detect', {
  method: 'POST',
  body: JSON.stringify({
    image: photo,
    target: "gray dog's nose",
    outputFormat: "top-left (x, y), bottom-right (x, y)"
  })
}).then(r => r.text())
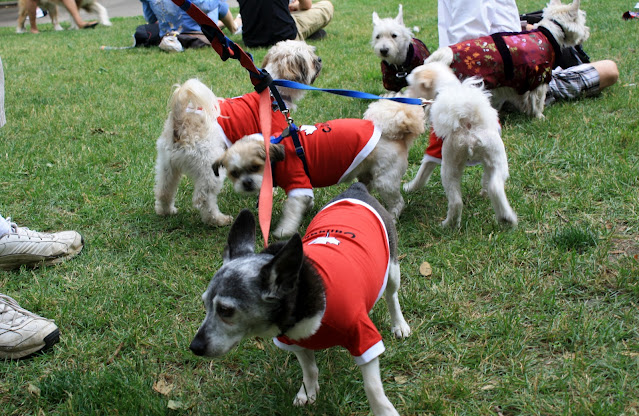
top-left (189, 336), bottom-right (206, 356)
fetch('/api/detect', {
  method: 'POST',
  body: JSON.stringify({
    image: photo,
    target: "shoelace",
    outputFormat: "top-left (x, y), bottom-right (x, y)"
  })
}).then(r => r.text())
top-left (0, 295), bottom-right (46, 328)
top-left (6, 219), bottom-right (50, 241)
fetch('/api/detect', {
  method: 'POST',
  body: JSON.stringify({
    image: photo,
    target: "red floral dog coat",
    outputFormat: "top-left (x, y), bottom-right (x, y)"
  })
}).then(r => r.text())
top-left (381, 38), bottom-right (431, 92)
top-left (448, 28), bottom-right (561, 94)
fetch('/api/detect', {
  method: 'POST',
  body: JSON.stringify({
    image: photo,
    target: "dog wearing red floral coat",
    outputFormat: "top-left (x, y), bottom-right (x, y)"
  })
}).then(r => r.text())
top-left (423, 0), bottom-right (589, 118)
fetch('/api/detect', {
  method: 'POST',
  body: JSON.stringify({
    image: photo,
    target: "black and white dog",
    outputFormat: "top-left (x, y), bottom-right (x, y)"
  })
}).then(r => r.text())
top-left (190, 182), bottom-right (411, 416)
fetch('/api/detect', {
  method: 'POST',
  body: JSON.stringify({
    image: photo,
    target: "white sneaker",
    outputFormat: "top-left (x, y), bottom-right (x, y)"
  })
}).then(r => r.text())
top-left (0, 220), bottom-right (84, 271)
top-left (0, 294), bottom-right (59, 359)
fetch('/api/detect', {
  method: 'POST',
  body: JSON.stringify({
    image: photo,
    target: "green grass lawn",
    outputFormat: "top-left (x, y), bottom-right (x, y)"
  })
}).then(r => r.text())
top-left (1, 0), bottom-right (638, 415)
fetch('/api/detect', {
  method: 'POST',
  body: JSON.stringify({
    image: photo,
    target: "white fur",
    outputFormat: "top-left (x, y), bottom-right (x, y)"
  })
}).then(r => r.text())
top-left (404, 63), bottom-right (518, 228)
top-left (154, 79), bottom-right (233, 226)
top-left (16, 0), bottom-right (111, 33)
top-left (422, 0), bottom-right (589, 118)
top-left (371, 5), bottom-right (413, 66)
top-left (153, 40), bottom-right (321, 226)
top-left (215, 101), bottom-right (427, 238)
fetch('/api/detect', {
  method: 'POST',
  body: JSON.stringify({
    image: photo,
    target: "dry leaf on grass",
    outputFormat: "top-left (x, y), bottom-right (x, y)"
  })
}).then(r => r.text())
top-left (419, 261), bottom-right (432, 277)
top-left (153, 376), bottom-right (175, 396)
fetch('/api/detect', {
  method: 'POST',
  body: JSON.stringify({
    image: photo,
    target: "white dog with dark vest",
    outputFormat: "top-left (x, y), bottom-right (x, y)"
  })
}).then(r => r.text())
top-left (190, 182), bottom-right (410, 416)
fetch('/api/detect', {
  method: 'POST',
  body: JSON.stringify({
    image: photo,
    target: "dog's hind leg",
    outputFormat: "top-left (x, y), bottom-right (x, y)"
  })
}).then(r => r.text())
top-left (481, 154), bottom-right (518, 227)
top-left (403, 156), bottom-right (438, 192)
top-left (49, 6), bottom-right (63, 31)
top-left (440, 155), bottom-right (465, 228)
top-left (360, 357), bottom-right (400, 416)
top-left (154, 157), bottom-right (180, 216)
top-left (292, 349), bottom-right (320, 407)
top-left (385, 260), bottom-right (410, 338)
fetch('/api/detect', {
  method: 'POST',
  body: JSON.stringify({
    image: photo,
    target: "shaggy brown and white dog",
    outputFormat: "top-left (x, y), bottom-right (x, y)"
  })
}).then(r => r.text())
top-left (154, 40), bottom-right (322, 226)
top-left (424, 0), bottom-right (589, 118)
top-left (212, 100), bottom-right (426, 238)
top-left (16, 0), bottom-right (111, 33)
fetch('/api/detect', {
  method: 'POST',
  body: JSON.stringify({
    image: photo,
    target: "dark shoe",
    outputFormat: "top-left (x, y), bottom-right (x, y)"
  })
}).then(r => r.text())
top-left (307, 29), bottom-right (326, 40)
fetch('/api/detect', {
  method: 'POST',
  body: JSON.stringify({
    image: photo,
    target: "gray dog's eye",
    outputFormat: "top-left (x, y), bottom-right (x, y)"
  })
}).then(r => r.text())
top-left (217, 304), bottom-right (235, 319)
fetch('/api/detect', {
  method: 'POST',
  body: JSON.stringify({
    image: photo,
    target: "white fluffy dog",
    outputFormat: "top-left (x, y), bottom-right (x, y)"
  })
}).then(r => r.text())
top-left (16, 0), bottom-right (111, 33)
top-left (404, 62), bottom-right (517, 228)
top-left (425, 0), bottom-right (589, 118)
top-left (371, 5), bottom-right (430, 93)
top-left (154, 40), bottom-right (322, 226)
top-left (212, 100), bottom-right (426, 238)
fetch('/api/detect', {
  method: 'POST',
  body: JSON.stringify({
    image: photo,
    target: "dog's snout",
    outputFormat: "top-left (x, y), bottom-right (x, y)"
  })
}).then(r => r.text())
top-left (380, 48), bottom-right (389, 57)
top-left (242, 177), bottom-right (255, 191)
top-left (189, 335), bottom-right (206, 356)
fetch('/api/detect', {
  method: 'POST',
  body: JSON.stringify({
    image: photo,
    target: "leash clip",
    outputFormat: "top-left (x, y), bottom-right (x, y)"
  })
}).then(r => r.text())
top-left (420, 99), bottom-right (434, 107)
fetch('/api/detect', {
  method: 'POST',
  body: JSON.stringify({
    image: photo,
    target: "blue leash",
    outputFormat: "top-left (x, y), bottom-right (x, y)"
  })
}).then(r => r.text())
top-left (272, 79), bottom-right (429, 106)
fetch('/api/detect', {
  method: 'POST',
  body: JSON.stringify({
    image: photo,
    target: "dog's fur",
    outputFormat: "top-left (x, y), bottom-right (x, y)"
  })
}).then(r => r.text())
top-left (371, 5), bottom-right (430, 92)
top-left (404, 61), bottom-right (517, 228)
top-left (153, 40), bottom-right (322, 226)
top-left (16, 0), bottom-right (111, 33)
top-left (212, 100), bottom-right (426, 238)
top-left (190, 183), bottom-right (410, 416)
top-left (424, 0), bottom-right (589, 118)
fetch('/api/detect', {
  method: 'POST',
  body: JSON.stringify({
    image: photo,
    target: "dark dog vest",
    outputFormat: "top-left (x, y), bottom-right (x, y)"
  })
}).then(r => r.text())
top-left (381, 38), bottom-right (431, 92)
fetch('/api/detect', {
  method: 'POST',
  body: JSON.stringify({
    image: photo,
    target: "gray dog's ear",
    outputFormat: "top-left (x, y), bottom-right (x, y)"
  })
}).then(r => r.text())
top-left (261, 234), bottom-right (303, 301)
top-left (212, 158), bottom-right (224, 177)
top-left (223, 209), bottom-right (256, 262)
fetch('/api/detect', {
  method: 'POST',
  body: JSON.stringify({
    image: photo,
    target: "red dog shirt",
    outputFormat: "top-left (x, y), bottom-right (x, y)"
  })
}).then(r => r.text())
top-left (272, 119), bottom-right (381, 198)
top-left (217, 92), bottom-right (290, 147)
top-left (448, 29), bottom-right (560, 94)
top-left (274, 198), bottom-right (390, 365)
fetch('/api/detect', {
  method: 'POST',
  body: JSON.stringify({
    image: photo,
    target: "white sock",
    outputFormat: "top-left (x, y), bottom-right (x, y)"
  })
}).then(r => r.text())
top-left (0, 215), bottom-right (12, 238)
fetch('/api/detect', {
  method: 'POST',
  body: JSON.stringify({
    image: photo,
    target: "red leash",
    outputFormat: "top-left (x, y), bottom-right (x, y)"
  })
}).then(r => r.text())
top-left (171, 0), bottom-right (275, 245)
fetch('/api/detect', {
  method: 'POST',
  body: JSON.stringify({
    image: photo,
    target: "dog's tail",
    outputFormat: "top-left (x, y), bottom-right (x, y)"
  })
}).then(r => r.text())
top-left (430, 76), bottom-right (499, 139)
top-left (169, 79), bottom-right (220, 143)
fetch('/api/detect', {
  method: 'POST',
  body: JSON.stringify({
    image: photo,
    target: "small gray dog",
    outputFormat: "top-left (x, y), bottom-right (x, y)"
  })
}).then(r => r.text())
top-left (190, 182), bottom-right (411, 416)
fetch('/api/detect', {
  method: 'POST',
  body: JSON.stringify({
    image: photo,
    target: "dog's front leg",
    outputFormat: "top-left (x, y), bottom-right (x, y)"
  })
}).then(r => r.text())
top-left (360, 357), bottom-right (399, 416)
top-left (293, 348), bottom-right (320, 407)
top-left (272, 194), bottom-right (313, 239)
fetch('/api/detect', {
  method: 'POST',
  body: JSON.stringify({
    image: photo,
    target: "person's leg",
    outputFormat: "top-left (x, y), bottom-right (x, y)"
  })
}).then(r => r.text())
top-left (438, 0), bottom-right (490, 47)
top-left (591, 60), bottom-right (619, 90)
top-left (546, 61), bottom-right (618, 105)
top-left (487, 0), bottom-right (520, 34)
top-left (291, 0), bottom-right (333, 40)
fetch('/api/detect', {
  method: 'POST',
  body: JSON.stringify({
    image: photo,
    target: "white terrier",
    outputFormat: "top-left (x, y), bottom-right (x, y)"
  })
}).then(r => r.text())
top-left (371, 5), bottom-right (430, 92)
top-left (404, 62), bottom-right (518, 228)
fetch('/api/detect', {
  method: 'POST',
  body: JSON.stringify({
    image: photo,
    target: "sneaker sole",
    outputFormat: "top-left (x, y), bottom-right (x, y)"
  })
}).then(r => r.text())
top-left (0, 328), bottom-right (60, 360)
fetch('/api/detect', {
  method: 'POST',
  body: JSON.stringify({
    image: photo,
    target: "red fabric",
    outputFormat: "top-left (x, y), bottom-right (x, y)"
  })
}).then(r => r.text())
top-left (272, 119), bottom-right (379, 194)
top-left (448, 30), bottom-right (556, 94)
top-left (218, 92), bottom-right (289, 146)
top-left (424, 127), bottom-right (442, 161)
top-left (276, 199), bottom-right (389, 360)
